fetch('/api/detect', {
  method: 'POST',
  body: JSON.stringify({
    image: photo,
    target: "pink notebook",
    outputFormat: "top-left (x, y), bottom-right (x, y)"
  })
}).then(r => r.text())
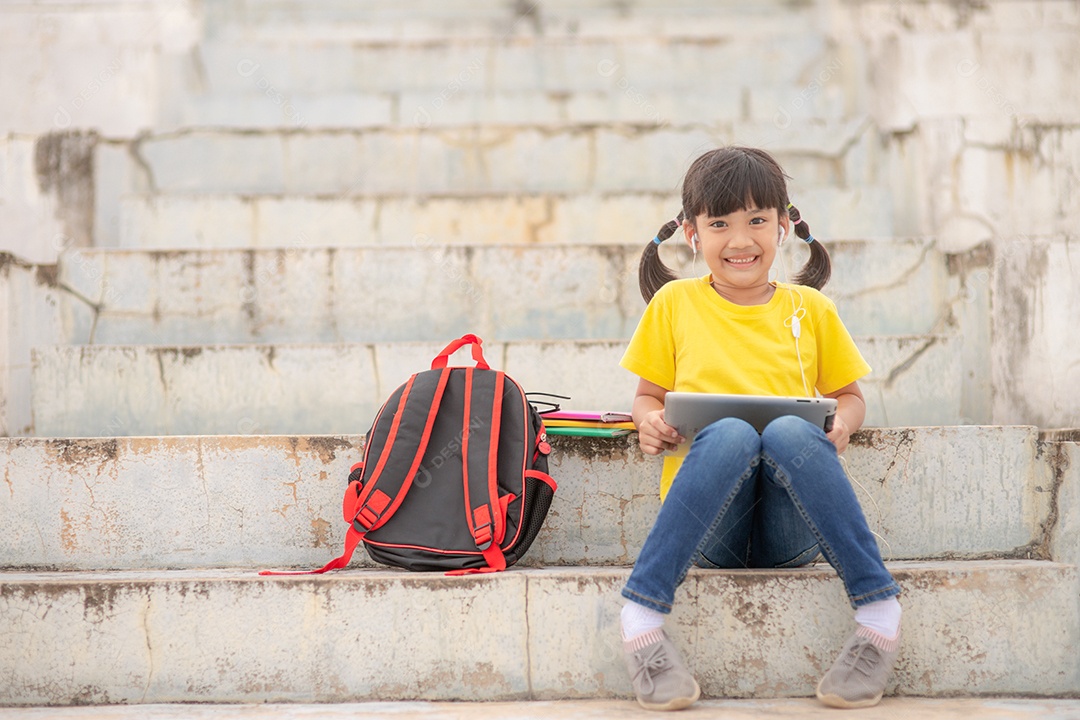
top-left (542, 410), bottom-right (633, 423)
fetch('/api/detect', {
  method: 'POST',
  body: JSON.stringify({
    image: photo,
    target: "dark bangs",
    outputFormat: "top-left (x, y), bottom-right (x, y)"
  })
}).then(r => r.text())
top-left (681, 147), bottom-right (790, 220)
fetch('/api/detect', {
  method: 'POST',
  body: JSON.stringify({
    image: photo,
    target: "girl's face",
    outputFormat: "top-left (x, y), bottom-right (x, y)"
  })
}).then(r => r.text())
top-left (684, 206), bottom-right (789, 299)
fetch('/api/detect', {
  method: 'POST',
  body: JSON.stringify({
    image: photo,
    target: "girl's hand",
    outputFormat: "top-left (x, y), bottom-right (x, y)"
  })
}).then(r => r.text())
top-left (826, 413), bottom-right (852, 455)
top-left (637, 409), bottom-right (684, 455)
top-left (824, 382), bottom-right (866, 456)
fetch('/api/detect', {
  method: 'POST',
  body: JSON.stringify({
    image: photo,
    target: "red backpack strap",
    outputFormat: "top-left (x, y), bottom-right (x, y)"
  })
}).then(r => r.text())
top-left (259, 522), bottom-right (366, 576)
top-left (350, 368), bottom-right (451, 533)
top-left (260, 369), bottom-right (451, 577)
top-left (459, 366), bottom-right (507, 571)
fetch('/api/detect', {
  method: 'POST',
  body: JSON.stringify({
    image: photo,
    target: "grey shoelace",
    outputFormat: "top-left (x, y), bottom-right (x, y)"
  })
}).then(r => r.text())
top-left (632, 644), bottom-right (672, 695)
top-left (841, 639), bottom-right (884, 678)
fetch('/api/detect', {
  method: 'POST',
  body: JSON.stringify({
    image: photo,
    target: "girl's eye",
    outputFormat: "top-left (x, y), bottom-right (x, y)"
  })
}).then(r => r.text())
top-left (709, 221), bottom-right (727, 228)
top-left (749, 217), bottom-right (767, 225)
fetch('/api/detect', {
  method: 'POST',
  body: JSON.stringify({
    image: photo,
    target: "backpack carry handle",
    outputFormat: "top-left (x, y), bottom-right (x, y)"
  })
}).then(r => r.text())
top-left (432, 333), bottom-right (490, 370)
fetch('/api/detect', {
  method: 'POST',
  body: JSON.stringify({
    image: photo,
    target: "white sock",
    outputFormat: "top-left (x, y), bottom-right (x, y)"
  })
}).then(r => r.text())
top-left (854, 597), bottom-right (902, 640)
top-left (620, 601), bottom-right (666, 641)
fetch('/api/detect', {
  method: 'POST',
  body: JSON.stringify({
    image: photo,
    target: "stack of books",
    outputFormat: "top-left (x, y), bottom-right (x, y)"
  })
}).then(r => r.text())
top-left (542, 410), bottom-right (636, 438)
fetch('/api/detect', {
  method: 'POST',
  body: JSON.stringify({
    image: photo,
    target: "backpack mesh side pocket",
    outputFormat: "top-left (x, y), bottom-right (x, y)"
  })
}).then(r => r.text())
top-left (505, 468), bottom-right (555, 565)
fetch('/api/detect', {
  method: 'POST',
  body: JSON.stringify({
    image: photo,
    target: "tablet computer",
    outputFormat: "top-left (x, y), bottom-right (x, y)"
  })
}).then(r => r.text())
top-left (663, 392), bottom-right (837, 456)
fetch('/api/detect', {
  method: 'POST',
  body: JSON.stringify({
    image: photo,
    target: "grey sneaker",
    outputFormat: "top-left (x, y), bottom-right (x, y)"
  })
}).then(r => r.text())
top-left (623, 628), bottom-right (701, 711)
top-left (816, 626), bottom-right (901, 709)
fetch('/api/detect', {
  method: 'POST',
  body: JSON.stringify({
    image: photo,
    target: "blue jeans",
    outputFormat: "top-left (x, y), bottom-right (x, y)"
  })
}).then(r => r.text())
top-left (622, 416), bottom-right (900, 613)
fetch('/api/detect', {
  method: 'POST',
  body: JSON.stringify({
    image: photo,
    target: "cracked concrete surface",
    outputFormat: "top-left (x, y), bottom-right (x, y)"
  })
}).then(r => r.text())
top-left (4, 232), bottom-right (1069, 432)
top-left (881, 336), bottom-right (940, 388)
top-left (0, 427), bottom-right (1067, 571)
top-left (0, 562), bottom-right (1076, 704)
top-left (28, 335), bottom-right (959, 436)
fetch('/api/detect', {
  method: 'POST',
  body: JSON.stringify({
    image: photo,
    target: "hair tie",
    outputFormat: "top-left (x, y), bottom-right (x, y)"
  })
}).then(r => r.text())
top-left (652, 236), bottom-right (663, 245)
top-left (803, 233), bottom-right (815, 244)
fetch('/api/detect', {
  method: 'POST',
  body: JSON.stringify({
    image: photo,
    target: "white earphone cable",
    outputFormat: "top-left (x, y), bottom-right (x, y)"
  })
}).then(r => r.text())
top-left (840, 455), bottom-right (893, 558)
top-left (776, 237), bottom-right (810, 397)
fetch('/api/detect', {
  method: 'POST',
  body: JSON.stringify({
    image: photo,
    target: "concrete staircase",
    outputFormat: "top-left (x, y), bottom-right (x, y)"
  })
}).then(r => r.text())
top-left (2, 0), bottom-right (1079, 712)
top-left (2, 429), bottom-right (1079, 703)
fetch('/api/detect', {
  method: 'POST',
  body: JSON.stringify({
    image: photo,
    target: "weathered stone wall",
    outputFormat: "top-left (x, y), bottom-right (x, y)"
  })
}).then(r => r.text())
top-left (0, 0), bottom-right (1077, 429)
top-left (2, 2), bottom-right (1076, 253)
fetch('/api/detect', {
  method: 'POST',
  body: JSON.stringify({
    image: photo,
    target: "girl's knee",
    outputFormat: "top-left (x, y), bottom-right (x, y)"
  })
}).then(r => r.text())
top-left (676, 418), bottom-right (760, 485)
top-left (696, 417), bottom-right (760, 453)
top-left (761, 414), bottom-right (819, 449)
top-left (760, 415), bottom-right (829, 472)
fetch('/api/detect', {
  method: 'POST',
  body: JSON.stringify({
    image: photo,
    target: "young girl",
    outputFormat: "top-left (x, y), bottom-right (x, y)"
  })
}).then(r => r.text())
top-left (618, 147), bottom-right (901, 711)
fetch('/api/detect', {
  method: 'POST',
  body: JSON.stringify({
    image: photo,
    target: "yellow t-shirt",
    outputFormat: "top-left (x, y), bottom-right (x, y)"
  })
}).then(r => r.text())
top-left (620, 277), bottom-right (871, 500)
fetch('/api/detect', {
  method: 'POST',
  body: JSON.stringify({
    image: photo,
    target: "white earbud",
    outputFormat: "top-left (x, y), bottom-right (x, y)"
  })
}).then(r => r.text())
top-left (778, 227), bottom-right (786, 245)
top-left (691, 233), bottom-right (698, 256)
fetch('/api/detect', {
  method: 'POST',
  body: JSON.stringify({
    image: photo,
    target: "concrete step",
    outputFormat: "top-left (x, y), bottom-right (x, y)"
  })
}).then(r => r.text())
top-left (93, 123), bottom-right (887, 245)
top-left (0, 0), bottom-right (845, 139)
top-left (114, 190), bottom-right (889, 250)
top-left (159, 10), bottom-right (847, 130)
top-left (200, 0), bottom-right (826, 42)
top-left (158, 87), bottom-right (827, 133)
top-left (113, 192), bottom-right (679, 249)
top-left (7, 699), bottom-right (1080, 720)
top-left (29, 335), bottom-right (962, 437)
top-left (112, 124), bottom-right (872, 196)
top-left (164, 28), bottom-right (830, 97)
top-left (54, 241), bottom-right (957, 346)
top-left (156, 81), bottom-right (841, 133)
top-left (3, 239), bottom-right (991, 440)
top-left (0, 427), bottom-right (1062, 571)
top-left (1, 562), bottom-right (1076, 704)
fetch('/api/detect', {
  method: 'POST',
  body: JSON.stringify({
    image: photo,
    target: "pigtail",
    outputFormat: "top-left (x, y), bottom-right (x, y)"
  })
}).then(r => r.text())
top-left (787, 203), bottom-right (831, 290)
top-left (638, 211), bottom-right (684, 303)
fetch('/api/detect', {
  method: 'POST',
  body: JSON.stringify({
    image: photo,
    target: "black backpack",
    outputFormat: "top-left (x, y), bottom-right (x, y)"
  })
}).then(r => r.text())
top-left (263, 334), bottom-right (556, 575)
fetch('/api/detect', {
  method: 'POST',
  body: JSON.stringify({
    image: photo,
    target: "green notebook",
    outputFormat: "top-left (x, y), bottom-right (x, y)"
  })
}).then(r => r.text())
top-left (545, 426), bottom-right (634, 438)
